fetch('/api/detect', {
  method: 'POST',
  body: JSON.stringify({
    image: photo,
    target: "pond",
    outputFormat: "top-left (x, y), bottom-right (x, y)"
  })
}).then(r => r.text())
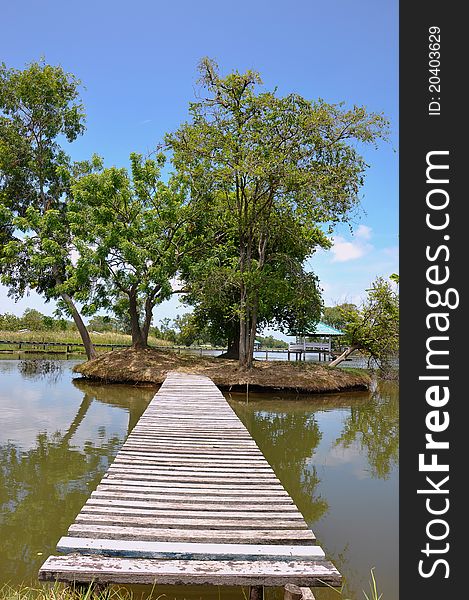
top-left (0, 357), bottom-right (398, 600)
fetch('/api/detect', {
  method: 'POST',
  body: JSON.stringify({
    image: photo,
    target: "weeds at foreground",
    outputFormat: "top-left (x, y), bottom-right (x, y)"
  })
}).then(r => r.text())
top-left (1, 572), bottom-right (383, 600)
top-left (0, 583), bottom-right (163, 600)
top-left (320, 568), bottom-right (382, 600)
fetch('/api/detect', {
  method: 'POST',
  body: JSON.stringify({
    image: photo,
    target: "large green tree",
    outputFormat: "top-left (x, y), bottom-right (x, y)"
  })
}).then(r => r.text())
top-left (167, 58), bottom-right (388, 368)
top-left (69, 153), bottom-right (209, 349)
top-left (0, 61), bottom-right (98, 358)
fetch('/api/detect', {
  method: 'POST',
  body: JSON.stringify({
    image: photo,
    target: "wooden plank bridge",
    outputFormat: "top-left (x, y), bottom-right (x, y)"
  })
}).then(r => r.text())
top-left (38, 372), bottom-right (341, 594)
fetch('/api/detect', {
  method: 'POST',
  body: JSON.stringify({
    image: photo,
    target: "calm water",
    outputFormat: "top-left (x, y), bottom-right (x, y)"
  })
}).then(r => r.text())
top-left (0, 358), bottom-right (398, 600)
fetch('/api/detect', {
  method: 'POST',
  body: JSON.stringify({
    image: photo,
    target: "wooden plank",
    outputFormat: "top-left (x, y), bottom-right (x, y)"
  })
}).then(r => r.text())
top-left (100, 478), bottom-right (285, 491)
top-left (106, 468), bottom-right (279, 481)
top-left (84, 498), bottom-right (301, 512)
top-left (66, 525), bottom-right (316, 544)
top-left (39, 555), bottom-right (341, 587)
top-left (95, 479), bottom-right (288, 498)
top-left (81, 505), bottom-right (305, 520)
top-left (113, 455), bottom-right (272, 473)
top-left (89, 491), bottom-right (294, 505)
top-left (57, 537), bottom-right (322, 559)
top-left (74, 513), bottom-right (309, 530)
top-left (106, 468), bottom-right (279, 480)
top-left (95, 484), bottom-right (289, 497)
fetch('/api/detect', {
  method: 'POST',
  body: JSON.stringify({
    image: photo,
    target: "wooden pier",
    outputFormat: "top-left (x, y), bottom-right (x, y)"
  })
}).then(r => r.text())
top-left (38, 372), bottom-right (341, 593)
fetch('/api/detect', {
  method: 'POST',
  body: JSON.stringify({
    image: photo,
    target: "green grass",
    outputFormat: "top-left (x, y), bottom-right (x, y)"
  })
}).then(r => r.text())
top-left (320, 568), bottom-right (383, 600)
top-left (0, 330), bottom-right (171, 349)
top-left (0, 583), bottom-right (165, 600)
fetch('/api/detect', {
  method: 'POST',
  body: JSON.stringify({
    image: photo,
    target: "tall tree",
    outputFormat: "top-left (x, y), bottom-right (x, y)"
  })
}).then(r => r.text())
top-left (167, 58), bottom-right (388, 368)
top-left (0, 61), bottom-right (97, 358)
top-left (69, 153), bottom-right (208, 349)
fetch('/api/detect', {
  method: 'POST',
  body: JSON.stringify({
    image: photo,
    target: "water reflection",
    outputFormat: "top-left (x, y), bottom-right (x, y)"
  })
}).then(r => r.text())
top-left (17, 359), bottom-right (64, 382)
top-left (0, 360), bottom-right (154, 585)
top-left (231, 398), bottom-right (329, 524)
top-left (71, 379), bottom-right (155, 435)
top-left (334, 382), bottom-right (399, 480)
top-left (0, 431), bottom-right (121, 583)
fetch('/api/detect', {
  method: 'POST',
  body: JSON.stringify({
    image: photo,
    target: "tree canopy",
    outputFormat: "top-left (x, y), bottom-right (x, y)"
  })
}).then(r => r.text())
top-left (69, 153), bottom-right (211, 348)
top-left (0, 61), bottom-right (99, 358)
top-left (167, 58), bottom-right (389, 367)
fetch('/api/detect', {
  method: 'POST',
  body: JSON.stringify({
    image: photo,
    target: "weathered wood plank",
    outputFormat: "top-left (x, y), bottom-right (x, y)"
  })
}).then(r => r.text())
top-left (84, 498), bottom-right (301, 512)
top-left (95, 484), bottom-right (289, 497)
top-left (89, 491), bottom-right (294, 505)
top-left (74, 513), bottom-right (308, 530)
top-left (81, 504), bottom-right (305, 519)
top-left (66, 525), bottom-right (316, 544)
top-left (38, 555), bottom-right (342, 587)
top-left (58, 538), bottom-right (322, 559)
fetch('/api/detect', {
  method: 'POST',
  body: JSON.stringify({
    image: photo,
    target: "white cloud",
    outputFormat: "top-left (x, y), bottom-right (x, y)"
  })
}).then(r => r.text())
top-left (356, 224), bottom-right (372, 240)
top-left (330, 225), bottom-right (373, 263)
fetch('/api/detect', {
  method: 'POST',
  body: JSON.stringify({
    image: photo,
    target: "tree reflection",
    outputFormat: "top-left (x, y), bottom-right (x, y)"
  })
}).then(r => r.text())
top-left (0, 434), bottom-right (122, 583)
top-left (232, 402), bottom-right (328, 524)
top-left (334, 381), bottom-right (399, 479)
top-left (0, 380), bottom-right (132, 584)
top-left (71, 379), bottom-right (154, 435)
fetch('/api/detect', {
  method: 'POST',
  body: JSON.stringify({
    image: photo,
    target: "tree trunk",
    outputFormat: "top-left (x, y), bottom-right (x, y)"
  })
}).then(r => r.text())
top-left (141, 298), bottom-right (155, 348)
top-left (128, 292), bottom-right (146, 349)
top-left (239, 282), bottom-right (249, 367)
top-left (246, 298), bottom-right (259, 369)
top-left (219, 325), bottom-right (240, 359)
top-left (60, 292), bottom-right (97, 360)
top-left (329, 345), bottom-right (359, 367)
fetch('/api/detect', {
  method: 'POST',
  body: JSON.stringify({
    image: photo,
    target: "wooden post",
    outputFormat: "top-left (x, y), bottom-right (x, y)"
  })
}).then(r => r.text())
top-left (250, 586), bottom-right (264, 600)
top-left (284, 583), bottom-right (303, 600)
top-left (288, 350), bottom-right (291, 361)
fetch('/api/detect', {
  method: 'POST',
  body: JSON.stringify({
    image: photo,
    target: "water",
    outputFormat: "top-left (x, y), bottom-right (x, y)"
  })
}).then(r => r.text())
top-left (0, 358), bottom-right (398, 599)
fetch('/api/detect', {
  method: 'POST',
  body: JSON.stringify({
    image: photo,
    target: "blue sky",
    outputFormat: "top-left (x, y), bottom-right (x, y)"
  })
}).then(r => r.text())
top-left (1, 0), bottom-right (398, 336)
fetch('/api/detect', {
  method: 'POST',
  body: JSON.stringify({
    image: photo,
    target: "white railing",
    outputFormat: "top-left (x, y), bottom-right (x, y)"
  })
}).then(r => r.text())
top-left (288, 342), bottom-right (330, 352)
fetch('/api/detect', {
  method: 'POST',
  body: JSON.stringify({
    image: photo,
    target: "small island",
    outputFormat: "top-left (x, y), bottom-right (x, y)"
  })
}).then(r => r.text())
top-left (74, 347), bottom-right (370, 393)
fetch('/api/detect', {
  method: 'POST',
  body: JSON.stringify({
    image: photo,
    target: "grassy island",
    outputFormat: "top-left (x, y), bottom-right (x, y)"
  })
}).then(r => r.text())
top-left (74, 347), bottom-right (370, 393)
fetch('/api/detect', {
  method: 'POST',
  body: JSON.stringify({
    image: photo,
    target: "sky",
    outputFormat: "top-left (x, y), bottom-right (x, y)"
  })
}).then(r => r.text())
top-left (0, 0), bottom-right (398, 338)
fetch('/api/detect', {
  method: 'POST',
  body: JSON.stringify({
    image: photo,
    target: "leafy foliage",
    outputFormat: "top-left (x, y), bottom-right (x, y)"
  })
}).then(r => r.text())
top-left (167, 58), bottom-right (389, 366)
top-left (69, 153), bottom-right (210, 348)
top-left (330, 277), bottom-right (399, 369)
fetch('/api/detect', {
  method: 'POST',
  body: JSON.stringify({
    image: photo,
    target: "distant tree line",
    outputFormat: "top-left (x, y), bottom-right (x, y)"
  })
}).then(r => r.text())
top-left (0, 309), bottom-right (72, 332)
top-left (0, 59), bottom-right (390, 367)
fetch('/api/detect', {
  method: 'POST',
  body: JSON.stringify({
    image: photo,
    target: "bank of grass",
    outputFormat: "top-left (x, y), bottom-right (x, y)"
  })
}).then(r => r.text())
top-left (0, 330), bottom-right (170, 350)
top-left (0, 584), bottom-right (142, 600)
top-left (74, 347), bottom-right (370, 393)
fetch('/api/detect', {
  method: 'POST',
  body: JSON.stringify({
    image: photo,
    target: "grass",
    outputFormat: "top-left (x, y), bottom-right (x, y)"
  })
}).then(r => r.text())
top-left (0, 583), bottom-right (169, 600)
top-left (321, 568), bottom-right (383, 600)
top-left (0, 330), bottom-right (171, 350)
